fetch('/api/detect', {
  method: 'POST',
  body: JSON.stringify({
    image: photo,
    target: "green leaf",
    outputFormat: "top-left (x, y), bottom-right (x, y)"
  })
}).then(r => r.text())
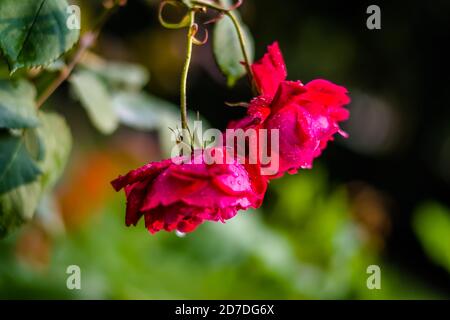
top-left (213, 8), bottom-right (254, 86)
top-left (70, 70), bottom-right (119, 135)
top-left (0, 131), bottom-right (41, 195)
top-left (0, 60), bottom-right (10, 79)
top-left (413, 202), bottom-right (450, 271)
top-left (0, 112), bottom-right (72, 237)
top-left (0, 0), bottom-right (80, 72)
top-left (93, 61), bottom-right (150, 90)
top-left (112, 91), bottom-right (178, 131)
top-left (35, 112), bottom-right (72, 190)
top-left (0, 80), bottom-right (39, 129)
top-left (0, 178), bottom-right (41, 237)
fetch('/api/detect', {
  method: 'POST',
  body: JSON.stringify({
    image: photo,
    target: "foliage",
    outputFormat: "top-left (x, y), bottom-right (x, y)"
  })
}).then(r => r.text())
top-left (0, 80), bottom-right (39, 129)
top-left (413, 203), bottom-right (450, 272)
top-left (0, 0), bottom-right (80, 237)
top-left (70, 70), bottom-right (119, 135)
top-left (213, 0), bottom-right (254, 86)
top-left (0, 112), bottom-right (71, 237)
top-left (0, 0), bottom-right (79, 73)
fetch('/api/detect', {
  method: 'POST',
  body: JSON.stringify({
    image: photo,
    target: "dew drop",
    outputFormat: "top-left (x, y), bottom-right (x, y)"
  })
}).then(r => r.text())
top-left (176, 230), bottom-right (186, 238)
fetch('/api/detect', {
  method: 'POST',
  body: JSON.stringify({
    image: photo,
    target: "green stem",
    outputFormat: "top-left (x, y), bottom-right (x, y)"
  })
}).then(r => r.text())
top-left (180, 10), bottom-right (195, 131)
top-left (225, 10), bottom-right (258, 95)
top-left (190, 0), bottom-right (259, 94)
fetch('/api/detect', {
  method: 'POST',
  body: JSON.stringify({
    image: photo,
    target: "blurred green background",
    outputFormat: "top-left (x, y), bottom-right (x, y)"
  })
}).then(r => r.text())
top-left (0, 0), bottom-right (449, 299)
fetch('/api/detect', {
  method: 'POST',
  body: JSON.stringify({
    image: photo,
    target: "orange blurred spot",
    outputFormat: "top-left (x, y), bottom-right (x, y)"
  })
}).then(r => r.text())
top-left (58, 151), bottom-right (122, 230)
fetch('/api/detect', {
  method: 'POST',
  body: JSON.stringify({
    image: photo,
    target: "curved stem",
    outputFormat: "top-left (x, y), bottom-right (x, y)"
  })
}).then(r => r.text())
top-left (225, 10), bottom-right (258, 95)
top-left (190, 0), bottom-right (259, 94)
top-left (180, 10), bottom-right (195, 131)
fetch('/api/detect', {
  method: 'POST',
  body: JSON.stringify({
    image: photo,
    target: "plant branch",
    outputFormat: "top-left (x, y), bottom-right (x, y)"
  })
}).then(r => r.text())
top-left (36, 3), bottom-right (122, 109)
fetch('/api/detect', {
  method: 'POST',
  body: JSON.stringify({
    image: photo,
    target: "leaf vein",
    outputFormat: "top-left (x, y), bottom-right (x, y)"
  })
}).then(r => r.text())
top-left (16, 0), bottom-right (47, 63)
top-left (0, 135), bottom-right (24, 185)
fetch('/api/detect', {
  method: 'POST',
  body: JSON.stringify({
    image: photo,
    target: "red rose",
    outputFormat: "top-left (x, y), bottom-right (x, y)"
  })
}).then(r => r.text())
top-left (111, 148), bottom-right (267, 234)
top-left (229, 42), bottom-right (350, 178)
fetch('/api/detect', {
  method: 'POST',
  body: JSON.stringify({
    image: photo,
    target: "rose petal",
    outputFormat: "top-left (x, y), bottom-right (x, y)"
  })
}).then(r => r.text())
top-left (251, 42), bottom-right (288, 98)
